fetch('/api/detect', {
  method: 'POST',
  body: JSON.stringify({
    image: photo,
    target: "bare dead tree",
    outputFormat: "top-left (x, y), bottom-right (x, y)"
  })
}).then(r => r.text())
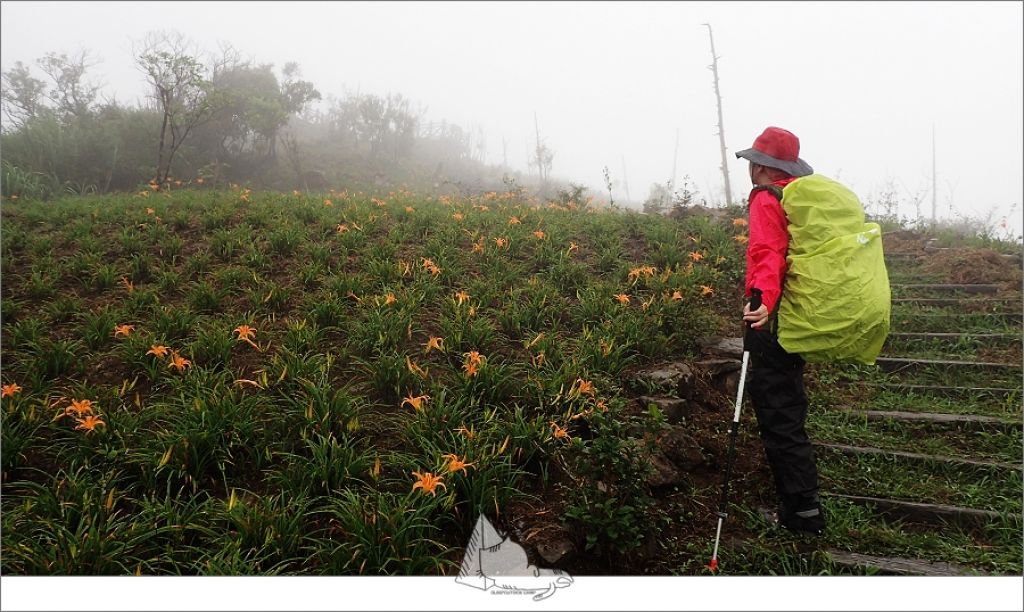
top-left (531, 112), bottom-right (554, 196)
top-left (703, 23), bottom-right (733, 206)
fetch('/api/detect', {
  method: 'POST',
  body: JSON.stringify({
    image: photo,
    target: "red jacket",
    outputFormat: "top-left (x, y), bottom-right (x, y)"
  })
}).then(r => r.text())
top-left (745, 176), bottom-right (797, 313)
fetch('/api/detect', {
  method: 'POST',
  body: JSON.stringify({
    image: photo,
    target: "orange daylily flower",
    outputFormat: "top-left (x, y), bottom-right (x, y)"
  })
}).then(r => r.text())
top-left (614, 293), bottom-right (630, 305)
top-left (75, 415), bottom-right (106, 434)
top-left (113, 324), bottom-right (135, 339)
top-left (471, 237), bottom-right (485, 254)
top-left (575, 378), bottom-right (595, 397)
top-left (146, 207), bottom-right (155, 215)
top-left (463, 361), bottom-right (479, 377)
top-left (421, 258), bottom-right (441, 276)
top-left (411, 471), bottom-right (446, 496)
top-left (642, 295), bottom-right (656, 311)
top-left (494, 237), bottom-right (509, 249)
top-left (65, 398), bottom-right (95, 418)
top-left (735, 234), bottom-right (748, 244)
top-left (733, 218), bottom-right (748, 227)
top-left (701, 285), bottom-right (715, 297)
top-left (670, 290), bottom-right (684, 301)
top-left (168, 351), bottom-right (191, 373)
top-left (532, 230), bottom-right (546, 240)
top-left (442, 453), bottom-right (475, 475)
top-left (550, 421), bottom-right (569, 440)
top-left (454, 290), bottom-right (470, 305)
top-left (337, 223), bottom-right (350, 233)
top-left (689, 251), bottom-right (704, 262)
top-left (384, 292), bottom-right (397, 306)
top-left (324, 199), bottom-right (333, 207)
top-left (147, 344), bottom-right (170, 359)
top-left (453, 212), bottom-right (464, 222)
top-left (2, 383), bottom-right (23, 398)
top-left (454, 425), bottom-right (476, 440)
top-left (628, 265), bottom-right (657, 282)
top-left (566, 242), bottom-right (579, 255)
top-left (464, 351), bottom-right (483, 366)
top-left (234, 325), bottom-right (259, 349)
top-left (121, 276), bottom-right (135, 293)
top-left (508, 216), bottom-right (520, 225)
top-left (424, 336), bottom-right (445, 353)
top-left (401, 393), bottom-right (430, 411)
top-left (405, 206), bottom-right (414, 213)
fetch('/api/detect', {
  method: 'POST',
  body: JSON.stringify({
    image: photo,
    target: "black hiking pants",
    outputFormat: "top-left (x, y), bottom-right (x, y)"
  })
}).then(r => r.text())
top-left (745, 327), bottom-right (820, 511)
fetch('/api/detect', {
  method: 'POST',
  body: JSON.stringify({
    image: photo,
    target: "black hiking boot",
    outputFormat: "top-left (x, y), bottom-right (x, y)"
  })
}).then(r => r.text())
top-left (776, 494), bottom-right (826, 535)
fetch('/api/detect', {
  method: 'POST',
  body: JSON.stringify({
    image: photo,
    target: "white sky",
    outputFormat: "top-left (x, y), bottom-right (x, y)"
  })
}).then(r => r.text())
top-left (2, 0), bottom-right (1022, 235)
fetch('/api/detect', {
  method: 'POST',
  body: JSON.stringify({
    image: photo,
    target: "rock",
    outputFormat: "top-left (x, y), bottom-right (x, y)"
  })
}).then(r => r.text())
top-left (645, 451), bottom-right (688, 488)
top-left (535, 538), bottom-right (576, 566)
top-left (637, 395), bottom-right (690, 424)
top-left (631, 362), bottom-right (695, 398)
top-left (699, 336), bottom-right (744, 359)
top-left (693, 358), bottom-right (743, 399)
top-left (693, 358), bottom-right (742, 376)
top-left (656, 424), bottom-right (705, 470)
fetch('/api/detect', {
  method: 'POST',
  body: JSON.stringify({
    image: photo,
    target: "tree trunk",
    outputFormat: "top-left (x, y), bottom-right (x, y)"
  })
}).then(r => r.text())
top-left (704, 23), bottom-right (733, 206)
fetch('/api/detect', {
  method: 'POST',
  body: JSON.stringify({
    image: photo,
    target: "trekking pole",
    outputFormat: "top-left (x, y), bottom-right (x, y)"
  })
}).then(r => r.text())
top-left (709, 287), bottom-right (762, 572)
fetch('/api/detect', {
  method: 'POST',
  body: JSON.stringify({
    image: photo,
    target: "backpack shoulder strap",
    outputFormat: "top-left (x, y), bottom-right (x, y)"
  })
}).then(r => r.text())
top-left (751, 184), bottom-right (784, 202)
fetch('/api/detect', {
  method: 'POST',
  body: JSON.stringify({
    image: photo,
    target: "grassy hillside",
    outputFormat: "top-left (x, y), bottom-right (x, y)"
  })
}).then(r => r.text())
top-left (1, 187), bottom-right (754, 574)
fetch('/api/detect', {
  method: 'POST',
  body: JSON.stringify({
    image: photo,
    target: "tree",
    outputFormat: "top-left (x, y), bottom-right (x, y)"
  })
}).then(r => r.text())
top-left (703, 23), bottom-right (734, 205)
top-left (135, 31), bottom-right (216, 185)
top-left (37, 51), bottom-right (101, 122)
top-left (643, 182), bottom-right (672, 215)
top-left (530, 113), bottom-right (554, 196)
top-left (1, 61), bottom-right (48, 131)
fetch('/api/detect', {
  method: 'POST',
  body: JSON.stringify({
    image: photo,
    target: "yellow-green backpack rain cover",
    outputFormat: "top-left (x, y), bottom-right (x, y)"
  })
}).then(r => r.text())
top-left (776, 174), bottom-right (891, 364)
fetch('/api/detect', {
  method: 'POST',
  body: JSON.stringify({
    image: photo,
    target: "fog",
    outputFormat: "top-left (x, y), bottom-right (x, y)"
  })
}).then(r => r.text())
top-left (2, 0), bottom-right (1022, 235)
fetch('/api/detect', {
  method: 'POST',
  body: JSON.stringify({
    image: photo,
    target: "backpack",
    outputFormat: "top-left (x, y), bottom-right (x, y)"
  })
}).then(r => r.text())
top-left (763, 174), bottom-right (891, 364)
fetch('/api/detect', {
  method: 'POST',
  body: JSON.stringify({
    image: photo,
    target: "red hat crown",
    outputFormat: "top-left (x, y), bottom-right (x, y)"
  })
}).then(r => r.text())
top-left (751, 127), bottom-right (800, 163)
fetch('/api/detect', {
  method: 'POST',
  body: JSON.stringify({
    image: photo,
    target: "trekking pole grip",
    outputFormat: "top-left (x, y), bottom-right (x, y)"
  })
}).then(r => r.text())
top-left (746, 288), bottom-right (763, 328)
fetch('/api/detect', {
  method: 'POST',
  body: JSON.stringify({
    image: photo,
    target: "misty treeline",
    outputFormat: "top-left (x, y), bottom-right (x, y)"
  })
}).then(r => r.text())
top-left (0, 31), bottom-right (551, 200)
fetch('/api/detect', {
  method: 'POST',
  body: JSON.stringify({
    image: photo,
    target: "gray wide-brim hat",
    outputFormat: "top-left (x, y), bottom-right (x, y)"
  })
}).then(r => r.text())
top-left (734, 126), bottom-right (814, 177)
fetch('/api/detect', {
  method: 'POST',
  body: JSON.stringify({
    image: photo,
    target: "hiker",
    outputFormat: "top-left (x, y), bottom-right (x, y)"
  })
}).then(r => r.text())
top-left (735, 126), bottom-right (891, 535)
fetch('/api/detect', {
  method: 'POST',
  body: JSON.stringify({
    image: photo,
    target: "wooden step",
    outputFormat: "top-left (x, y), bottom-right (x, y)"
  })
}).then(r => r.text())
top-left (838, 382), bottom-right (1021, 398)
top-left (887, 332), bottom-right (1020, 341)
top-left (892, 284), bottom-right (1003, 294)
top-left (875, 356), bottom-right (1022, 373)
top-left (833, 408), bottom-right (1019, 428)
top-left (827, 550), bottom-right (980, 576)
top-left (891, 297), bottom-right (1021, 307)
top-left (825, 493), bottom-right (1009, 530)
top-left (816, 442), bottom-right (1022, 471)
top-left (892, 315), bottom-right (1022, 328)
